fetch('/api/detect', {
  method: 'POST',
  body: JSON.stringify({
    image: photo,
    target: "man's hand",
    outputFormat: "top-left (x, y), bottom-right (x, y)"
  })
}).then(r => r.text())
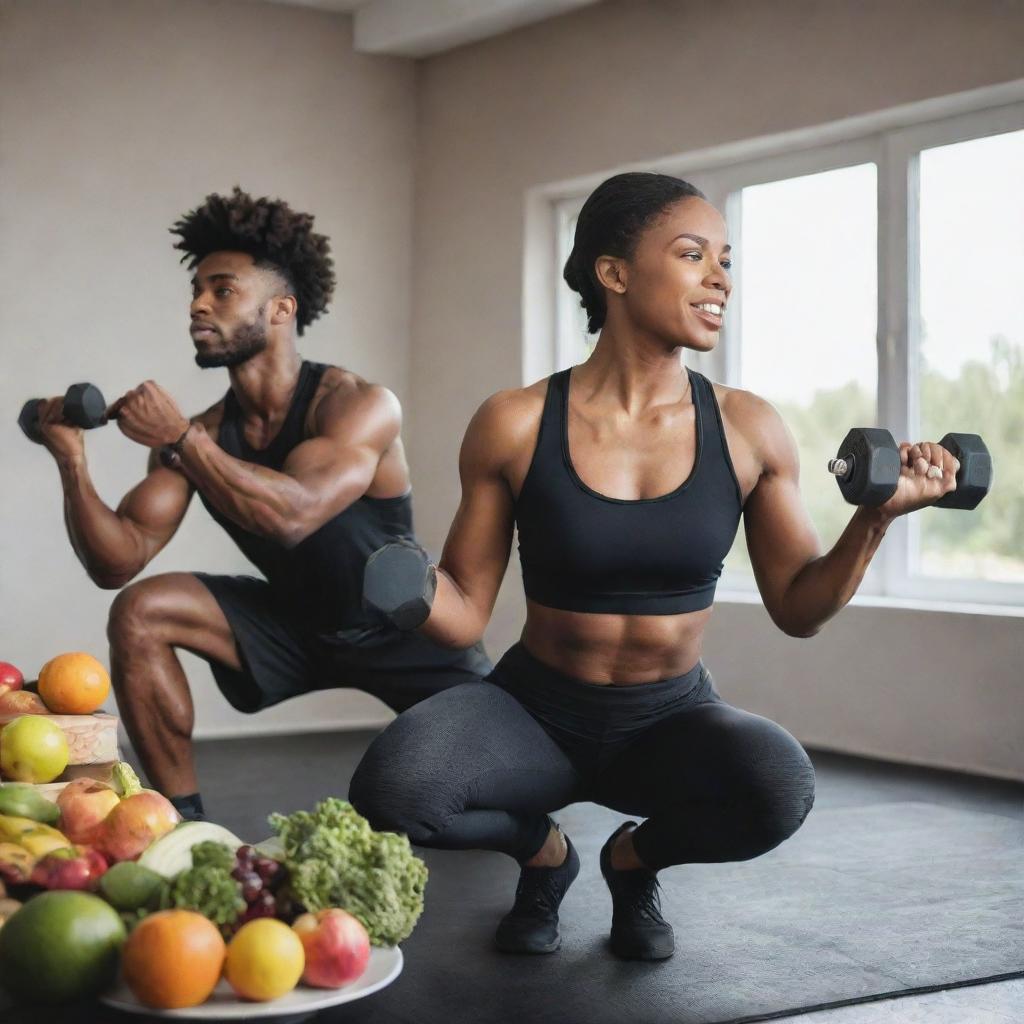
top-left (876, 441), bottom-right (961, 519)
top-left (109, 381), bottom-right (190, 450)
top-left (36, 397), bottom-right (86, 461)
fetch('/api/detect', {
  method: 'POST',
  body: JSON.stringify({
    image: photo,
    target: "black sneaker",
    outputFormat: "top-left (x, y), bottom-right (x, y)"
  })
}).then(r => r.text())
top-left (495, 825), bottom-right (580, 954)
top-left (599, 821), bottom-right (675, 960)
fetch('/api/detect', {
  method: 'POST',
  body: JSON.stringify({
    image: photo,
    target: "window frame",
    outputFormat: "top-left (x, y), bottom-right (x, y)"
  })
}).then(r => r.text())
top-left (532, 83), bottom-right (1024, 610)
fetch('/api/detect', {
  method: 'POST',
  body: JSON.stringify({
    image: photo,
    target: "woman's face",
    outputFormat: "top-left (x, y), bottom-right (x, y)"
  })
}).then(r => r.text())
top-left (613, 197), bottom-right (732, 352)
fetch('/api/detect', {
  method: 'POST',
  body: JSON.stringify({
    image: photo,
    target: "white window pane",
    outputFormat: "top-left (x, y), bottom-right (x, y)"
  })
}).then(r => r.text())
top-left (917, 129), bottom-right (1024, 583)
top-left (725, 164), bottom-right (878, 578)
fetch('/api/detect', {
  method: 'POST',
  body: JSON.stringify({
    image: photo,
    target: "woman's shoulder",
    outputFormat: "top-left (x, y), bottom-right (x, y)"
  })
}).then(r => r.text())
top-left (708, 378), bottom-right (797, 475)
top-left (460, 378), bottom-right (551, 471)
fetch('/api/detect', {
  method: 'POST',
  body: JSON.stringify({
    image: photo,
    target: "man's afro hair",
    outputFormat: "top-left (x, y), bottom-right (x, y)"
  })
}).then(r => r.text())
top-left (170, 187), bottom-right (336, 335)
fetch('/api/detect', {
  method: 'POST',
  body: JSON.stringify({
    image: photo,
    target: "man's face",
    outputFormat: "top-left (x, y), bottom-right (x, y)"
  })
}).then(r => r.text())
top-left (189, 251), bottom-right (284, 368)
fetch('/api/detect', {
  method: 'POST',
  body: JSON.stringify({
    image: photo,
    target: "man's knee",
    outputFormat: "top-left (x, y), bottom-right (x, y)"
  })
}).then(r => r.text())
top-left (107, 578), bottom-right (163, 651)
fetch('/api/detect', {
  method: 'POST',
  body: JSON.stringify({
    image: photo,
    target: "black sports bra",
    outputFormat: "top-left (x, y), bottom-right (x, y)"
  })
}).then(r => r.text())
top-left (513, 367), bottom-right (744, 615)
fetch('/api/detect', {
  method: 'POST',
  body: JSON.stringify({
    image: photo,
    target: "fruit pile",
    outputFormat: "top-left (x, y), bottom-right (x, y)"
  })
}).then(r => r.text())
top-left (0, 654), bottom-right (112, 786)
top-left (0, 778), bottom-right (414, 1009)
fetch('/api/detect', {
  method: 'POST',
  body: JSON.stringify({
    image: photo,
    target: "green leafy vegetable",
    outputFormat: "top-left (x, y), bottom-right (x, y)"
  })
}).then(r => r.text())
top-left (269, 798), bottom-right (427, 946)
top-left (169, 841), bottom-right (244, 934)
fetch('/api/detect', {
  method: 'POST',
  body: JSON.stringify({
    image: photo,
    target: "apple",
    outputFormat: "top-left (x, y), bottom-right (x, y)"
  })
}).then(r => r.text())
top-left (0, 690), bottom-right (48, 716)
top-left (97, 791), bottom-right (180, 862)
top-left (29, 845), bottom-right (108, 891)
top-left (0, 663), bottom-right (23, 695)
top-left (292, 909), bottom-right (370, 988)
top-left (57, 778), bottom-right (121, 844)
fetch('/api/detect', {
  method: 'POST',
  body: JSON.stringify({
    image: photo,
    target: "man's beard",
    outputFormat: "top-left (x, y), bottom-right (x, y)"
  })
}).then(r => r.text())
top-left (194, 313), bottom-right (269, 369)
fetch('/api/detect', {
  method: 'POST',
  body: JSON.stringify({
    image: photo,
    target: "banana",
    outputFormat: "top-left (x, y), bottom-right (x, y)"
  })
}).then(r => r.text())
top-left (0, 814), bottom-right (70, 850)
top-left (0, 842), bottom-right (35, 882)
top-left (19, 830), bottom-right (71, 859)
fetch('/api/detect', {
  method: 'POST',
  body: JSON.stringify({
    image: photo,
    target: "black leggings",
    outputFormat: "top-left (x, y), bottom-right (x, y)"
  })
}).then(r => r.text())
top-left (349, 643), bottom-right (816, 871)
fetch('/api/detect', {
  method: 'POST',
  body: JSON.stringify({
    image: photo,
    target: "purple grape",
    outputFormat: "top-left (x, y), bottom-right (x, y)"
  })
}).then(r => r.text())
top-left (254, 858), bottom-right (281, 885)
top-left (230, 866), bottom-right (248, 882)
top-left (258, 890), bottom-right (277, 913)
top-left (240, 873), bottom-right (262, 903)
top-left (236, 845), bottom-right (256, 867)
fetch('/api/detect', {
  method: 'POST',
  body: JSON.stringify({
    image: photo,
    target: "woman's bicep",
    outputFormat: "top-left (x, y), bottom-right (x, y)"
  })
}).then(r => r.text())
top-left (740, 401), bottom-right (822, 618)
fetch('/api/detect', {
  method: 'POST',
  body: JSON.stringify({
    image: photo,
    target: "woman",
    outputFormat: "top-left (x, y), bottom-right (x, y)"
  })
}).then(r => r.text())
top-left (349, 172), bottom-right (960, 960)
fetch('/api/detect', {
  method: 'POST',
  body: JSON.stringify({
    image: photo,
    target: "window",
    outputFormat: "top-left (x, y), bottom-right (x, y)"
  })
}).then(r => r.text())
top-left (549, 94), bottom-right (1024, 607)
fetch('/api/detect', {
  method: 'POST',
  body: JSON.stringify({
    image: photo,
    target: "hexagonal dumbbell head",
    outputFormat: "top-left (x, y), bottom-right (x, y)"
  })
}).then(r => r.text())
top-left (63, 383), bottom-right (107, 429)
top-left (830, 427), bottom-right (901, 506)
top-left (363, 541), bottom-right (437, 631)
top-left (934, 433), bottom-right (992, 510)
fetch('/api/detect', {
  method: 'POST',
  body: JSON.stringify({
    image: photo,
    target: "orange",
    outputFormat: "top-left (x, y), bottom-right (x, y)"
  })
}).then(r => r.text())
top-left (121, 910), bottom-right (225, 1009)
top-left (38, 652), bottom-right (110, 715)
top-left (225, 918), bottom-right (304, 1001)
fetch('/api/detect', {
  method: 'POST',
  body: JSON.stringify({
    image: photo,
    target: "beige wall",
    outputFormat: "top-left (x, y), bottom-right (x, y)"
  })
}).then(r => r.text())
top-left (410, 0), bottom-right (1024, 780)
top-left (0, 0), bottom-right (415, 736)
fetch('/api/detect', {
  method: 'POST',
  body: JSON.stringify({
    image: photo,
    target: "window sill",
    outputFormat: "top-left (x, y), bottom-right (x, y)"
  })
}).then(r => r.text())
top-left (715, 586), bottom-right (1024, 620)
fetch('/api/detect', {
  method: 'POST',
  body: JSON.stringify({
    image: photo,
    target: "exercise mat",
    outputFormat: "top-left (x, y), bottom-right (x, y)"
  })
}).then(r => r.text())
top-left (325, 799), bottom-right (1024, 1024)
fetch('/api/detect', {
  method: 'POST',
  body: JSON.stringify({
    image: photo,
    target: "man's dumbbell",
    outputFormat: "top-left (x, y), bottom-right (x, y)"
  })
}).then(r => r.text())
top-left (363, 539), bottom-right (437, 631)
top-left (827, 427), bottom-right (991, 510)
top-left (18, 384), bottom-right (107, 444)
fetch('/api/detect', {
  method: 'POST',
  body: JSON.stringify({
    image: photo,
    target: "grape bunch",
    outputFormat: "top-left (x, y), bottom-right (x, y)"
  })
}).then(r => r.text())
top-left (231, 845), bottom-right (293, 926)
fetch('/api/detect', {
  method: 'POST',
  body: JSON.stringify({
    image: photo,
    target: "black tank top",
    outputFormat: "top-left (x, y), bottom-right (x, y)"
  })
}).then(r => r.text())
top-left (197, 360), bottom-right (416, 631)
top-left (514, 366), bottom-right (744, 615)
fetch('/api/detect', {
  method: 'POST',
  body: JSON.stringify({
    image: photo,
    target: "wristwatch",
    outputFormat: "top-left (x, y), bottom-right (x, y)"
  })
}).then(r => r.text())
top-left (159, 424), bottom-right (193, 469)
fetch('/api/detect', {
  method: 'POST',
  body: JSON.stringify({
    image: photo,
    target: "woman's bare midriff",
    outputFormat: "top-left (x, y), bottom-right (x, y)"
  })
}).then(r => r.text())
top-left (520, 600), bottom-right (712, 685)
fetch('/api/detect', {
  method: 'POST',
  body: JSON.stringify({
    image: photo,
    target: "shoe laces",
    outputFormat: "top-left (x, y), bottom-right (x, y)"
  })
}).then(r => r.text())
top-left (618, 873), bottom-right (667, 925)
top-left (512, 867), bottom-right (568, 917)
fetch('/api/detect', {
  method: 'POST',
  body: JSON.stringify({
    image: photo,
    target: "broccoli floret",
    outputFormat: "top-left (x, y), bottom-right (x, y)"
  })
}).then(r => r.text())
top-left (269, 798), bottom-right (427, 946)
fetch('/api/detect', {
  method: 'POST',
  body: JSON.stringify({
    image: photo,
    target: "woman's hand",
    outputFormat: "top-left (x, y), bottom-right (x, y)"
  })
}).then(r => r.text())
top-left (876, 441), bottom-right (961, 519)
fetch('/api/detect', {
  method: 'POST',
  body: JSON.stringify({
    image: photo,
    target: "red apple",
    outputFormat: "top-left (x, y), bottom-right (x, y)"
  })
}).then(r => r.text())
top-left (97, 790), bottom-right (180, 861)
top-left (29, 845), bottom-right (108, 891)
top-left (57, 778), bottom-right (122, 844)
top-left (292, 908), bottom-right (370, 988)
top-left (0, 663), bottom-right (23, 695)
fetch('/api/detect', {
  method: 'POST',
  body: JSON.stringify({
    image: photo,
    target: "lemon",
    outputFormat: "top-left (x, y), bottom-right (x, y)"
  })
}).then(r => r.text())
top-left (224, 918), bottom-right (304, 1001)
top-left (0, 716), bottom-right (69, 783)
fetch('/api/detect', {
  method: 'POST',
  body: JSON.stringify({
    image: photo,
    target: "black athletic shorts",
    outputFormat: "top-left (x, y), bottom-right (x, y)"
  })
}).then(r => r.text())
top-left (193, 573), bottom-right (492, 715)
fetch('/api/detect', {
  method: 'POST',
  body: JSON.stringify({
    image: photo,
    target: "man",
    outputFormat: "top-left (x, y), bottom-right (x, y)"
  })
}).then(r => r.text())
top-left (34, 187), bottom-right (490, 820)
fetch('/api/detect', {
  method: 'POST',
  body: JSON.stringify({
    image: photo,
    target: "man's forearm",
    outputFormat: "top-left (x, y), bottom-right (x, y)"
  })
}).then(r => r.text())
top-left (774, 506), bottom-right (894, 638)
top-left (176, 425), bottom-right (309, 546)
top-left (57, 455), bottom-right (143, 586)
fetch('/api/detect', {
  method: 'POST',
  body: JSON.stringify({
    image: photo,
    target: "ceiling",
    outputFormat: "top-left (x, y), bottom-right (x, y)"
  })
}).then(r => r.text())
top-left (259, 0), bottom-right (600, 57)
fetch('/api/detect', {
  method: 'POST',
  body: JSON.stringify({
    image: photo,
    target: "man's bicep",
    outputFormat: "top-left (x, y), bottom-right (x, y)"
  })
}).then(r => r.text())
top-left (115, 459), bottom-right (194, 562)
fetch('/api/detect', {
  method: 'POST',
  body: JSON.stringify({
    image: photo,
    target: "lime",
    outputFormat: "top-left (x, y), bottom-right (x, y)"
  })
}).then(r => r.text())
top-left (99, 862), bottom-right (167, 912)
top-left (0, 891), bottom-right (125, 1003)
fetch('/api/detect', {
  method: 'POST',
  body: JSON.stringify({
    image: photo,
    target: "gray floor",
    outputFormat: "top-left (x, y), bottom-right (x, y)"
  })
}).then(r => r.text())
top-left (183, 730), bottom-right (1023, 1024)
top-left (747, 748), bottom-right (1024, 1024)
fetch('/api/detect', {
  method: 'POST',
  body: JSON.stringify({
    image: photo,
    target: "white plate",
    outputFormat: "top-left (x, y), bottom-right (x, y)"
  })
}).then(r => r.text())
top-left (100, 945), bottom-right (402, 1019)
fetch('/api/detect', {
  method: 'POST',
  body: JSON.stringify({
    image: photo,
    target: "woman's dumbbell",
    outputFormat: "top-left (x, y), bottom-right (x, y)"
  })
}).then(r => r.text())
top-left (18, 384), bottom-right (107, 444)
top-left (827, 427), bottom-right (992, 510)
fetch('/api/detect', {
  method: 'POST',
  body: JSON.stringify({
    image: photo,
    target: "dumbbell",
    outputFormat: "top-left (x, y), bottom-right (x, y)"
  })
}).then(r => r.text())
top-left (827, 428), bottom-right (992, 510)
top-left (363, 539), bottom-right (437, 631)
top-left (18, 383), bottom-right (107, 444)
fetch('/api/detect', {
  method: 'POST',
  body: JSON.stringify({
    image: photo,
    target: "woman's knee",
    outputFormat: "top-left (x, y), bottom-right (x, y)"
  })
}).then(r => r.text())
top-left (348, 691), bottom-right (479, 843)
top-left (739, 723), bottom-right (816, 849)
